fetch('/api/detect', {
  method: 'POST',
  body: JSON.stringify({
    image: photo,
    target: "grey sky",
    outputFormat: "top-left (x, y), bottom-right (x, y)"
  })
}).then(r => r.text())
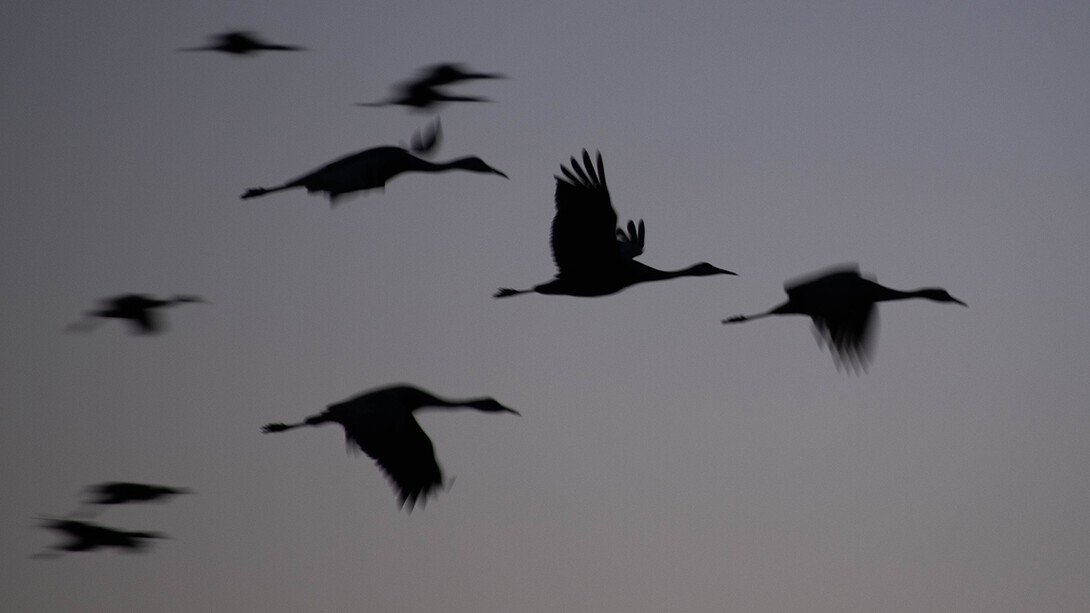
top-left (2, 1), bottom-right (1088, 611)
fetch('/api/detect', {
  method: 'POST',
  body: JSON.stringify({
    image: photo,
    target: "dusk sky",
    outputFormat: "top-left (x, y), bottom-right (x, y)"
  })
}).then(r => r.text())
top-left (2, 2), bottom-right (1089, 612)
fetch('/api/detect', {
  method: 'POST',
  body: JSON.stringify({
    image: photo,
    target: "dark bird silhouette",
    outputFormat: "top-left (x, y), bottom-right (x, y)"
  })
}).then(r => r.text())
top-left (357, 63), bottom-right (506, 110)
top-left (495, 150), bottom-right (735, 298)
top-left (721, 263), bottom-right (966, 371)
top-left (262, 384), bottom-right (519, 510)
top-left (66, 294), bottom-right (206, 335)
top-left (241, 120), bottom-right (505, 204)
top-left (83, 482), bottom-right (191, 507)
top-left (35, 519), bottom-right (166, 558)
top-left (180, 30), bottom-right (305, 55)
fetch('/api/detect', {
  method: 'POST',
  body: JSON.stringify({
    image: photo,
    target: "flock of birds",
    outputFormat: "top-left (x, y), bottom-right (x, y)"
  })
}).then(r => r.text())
top-left (35, 483), bottom-right (189, 558)
top-left (46, 30), bottom-right (967, 554)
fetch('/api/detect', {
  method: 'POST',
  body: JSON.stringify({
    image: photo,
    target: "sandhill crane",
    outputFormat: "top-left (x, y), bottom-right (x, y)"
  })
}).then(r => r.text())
top-left (495, 150), bottom-right (735, 298)
top-left (357, 63), bottom-right (506, 110)
top-left (180, 30), bottom-right (304, 55)
top-left (85, 482), bottom-right (191, 506)
top-left (67, 294), bottom-right (205, 335)
top-left (241, 120), bottom-right (505, 204)
top-left (722, 263), bottom-right (966, 371)
top-left (68, 482), bottom-right (190, 518)
top-left (261, 384), bottom-right (519, 510)
top-left (35, 519), bottom-right (165, 558)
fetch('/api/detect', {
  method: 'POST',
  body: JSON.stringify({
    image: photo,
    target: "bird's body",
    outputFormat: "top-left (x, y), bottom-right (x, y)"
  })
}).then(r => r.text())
top-left (37, 520), bottom-right (165, 557)
top-left (68, 294), bottom-right (205, 335)
top-left (495, 150), bottom-right (734, 298)
top-left (262, 384), bottom-right (518, 510)
top-left (180, 31), bottom-right (304, 55)
top-left (358, 62), bottom-right (506, 110)
top-left (241, 121), bottom-right (505, 204)
top-left (722, 264), bottom-right (966, 370)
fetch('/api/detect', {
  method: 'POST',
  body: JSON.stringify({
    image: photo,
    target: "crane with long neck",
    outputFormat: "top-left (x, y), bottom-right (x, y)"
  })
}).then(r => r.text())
top-left (262, 384), bottom-right (518, 510)
top-left (241, 120), bottom-right (505, 204)
top-left (495, 150), bottom-right (734, 298)
top-left (722, 264), bottom-right (966, 371)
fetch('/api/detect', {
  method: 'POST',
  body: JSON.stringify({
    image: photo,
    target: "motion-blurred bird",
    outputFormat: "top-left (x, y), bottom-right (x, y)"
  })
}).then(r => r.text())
top-left (35, 519), bottom-right (166, 558)
top-left (67, 294), bottom-right (206, 335)
top-left (241, 120), bottom-right (506, 203)
top-left (262, 384), bottom-right (519, 510)
top-left (495, 150), bottom-right (735, 298)
top-left (180, 30), bottom-right (305, 55)
top-left (721, 263), bottom-right (966, 371)
top-left (84, 482), bottom-right (191, 507)
top-left (357, 62), bottom-right (506, 110)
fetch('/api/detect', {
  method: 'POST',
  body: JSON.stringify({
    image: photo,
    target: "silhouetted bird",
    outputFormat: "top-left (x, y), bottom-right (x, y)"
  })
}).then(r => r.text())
top-left (67, 294), bottom-right (205, 335)
top-left (262, 384), bottom-right (519, 510)
top-left (495, 150), bottom-right (735, 298)
top-left (241, 120), bottom-right (506, 204)
top-left (722, 263), bottom-right (966, 371)
top-left (35, 519), bottom-right (165, 558)
top-left (84, 482), bottom-right (191, 506)
top-left (357, 63), bottom-right (506, 110)
top-left (180, 30), bottom-right (304, 55)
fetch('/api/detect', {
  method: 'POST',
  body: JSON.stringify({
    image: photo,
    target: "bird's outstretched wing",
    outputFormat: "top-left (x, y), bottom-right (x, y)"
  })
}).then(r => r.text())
top-left (409, 118), bottom-right (442, 154)
top-left (346, 418), bottom-right (444, 510)
top-left (784, 265), bottom-right (876, 371)
top-left (550, 150), bottom-right (625, 278)
top-left (615, 219), bottom-right (645, 260)
top-left (812, 306), bottom-right (876, 372)
top-left (125, 310), bottom-right (160, 334)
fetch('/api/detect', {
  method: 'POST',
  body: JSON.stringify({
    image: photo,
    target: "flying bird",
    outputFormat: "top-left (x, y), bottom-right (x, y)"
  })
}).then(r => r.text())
top-left (83, 482), bottom-right (191, 506)
top-left (721, 263), bottom-right (966, 371)
top-left (495, 150), bottom-right (735, 298)
top-left (66, 294), bottom-right (205, 335)
top-left (357, 63), bottom-right (506, 110)
top-left (262, 384), bottom-right (519, 510)
top-left (241, 119), bottom-right (506, 204)
top-left (35, 519), bottom-right (166, 558)
top-left (180, 30), bottom-right (305, 55)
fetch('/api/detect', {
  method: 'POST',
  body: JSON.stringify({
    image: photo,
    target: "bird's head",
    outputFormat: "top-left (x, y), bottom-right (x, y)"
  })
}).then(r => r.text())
top-left (171, 295), bottom-right (206, 304)
top-left (916, 288), bottom-right (967, 306)
top-left (467, 398), bottom-right (519, 415)
top-left (685, 263), bottom-right (737, 277)
top-left (456, 157), bottom-right (508, 178)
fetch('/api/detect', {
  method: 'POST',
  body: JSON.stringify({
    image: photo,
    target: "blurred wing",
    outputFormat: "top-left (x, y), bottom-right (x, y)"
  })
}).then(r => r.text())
top-left (347, 419), bottom-right (444, 510)
top-left (125, 310), bottom-right (160, 334)
top-left (783, 263), bottom-right (862, 299)
top-left (811, 305), bottom-right (876, 372)
top-left (409, 118), bottom-right (442, 154)
top-left (550, 151), bottom-right (623, 277)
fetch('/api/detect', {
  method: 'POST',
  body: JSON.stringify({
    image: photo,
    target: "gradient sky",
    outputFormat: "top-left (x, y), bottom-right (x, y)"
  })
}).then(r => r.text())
top-left (2, 1), bottom-right (1089, 612)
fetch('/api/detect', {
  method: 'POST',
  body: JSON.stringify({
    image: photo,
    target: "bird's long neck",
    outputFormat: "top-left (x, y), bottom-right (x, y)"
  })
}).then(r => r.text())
top-left (418, 395), bottom-right (505, 414)
top-left (427, 157), bottom-right (482, 172)
top-left (631, 262), bottom-right (706, 282)
top-left (873, 287), bottom-right (937, 303)
top-left (422, 395), bottom-right (479, 409)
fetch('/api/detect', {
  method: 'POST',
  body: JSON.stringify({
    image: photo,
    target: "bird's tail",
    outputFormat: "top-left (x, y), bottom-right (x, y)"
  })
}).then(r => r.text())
top-left (64, 314), bottom-right (103, 333)
top-left (494, 288), bottom-right (530, 298)
top-left (241, 185), bottom-right (292, 199)
top-left (261, 422), bottom-right (299, 433)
